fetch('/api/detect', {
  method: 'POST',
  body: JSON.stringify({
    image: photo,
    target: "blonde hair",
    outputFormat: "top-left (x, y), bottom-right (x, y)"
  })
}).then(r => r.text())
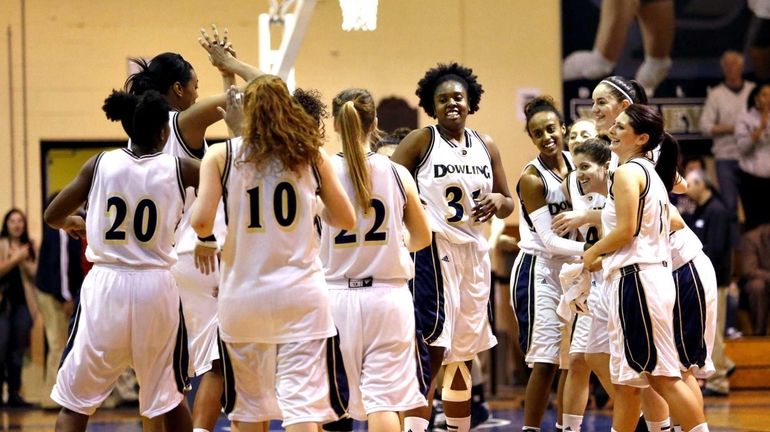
top-left (332, 88), bottom-right (379, 213)
top-left (241, 75), bottom-right (323, 174)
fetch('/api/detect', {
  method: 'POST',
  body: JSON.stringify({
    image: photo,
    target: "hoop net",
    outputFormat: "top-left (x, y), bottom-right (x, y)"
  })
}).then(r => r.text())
top-left (339, 0), bottom-right (378, 31)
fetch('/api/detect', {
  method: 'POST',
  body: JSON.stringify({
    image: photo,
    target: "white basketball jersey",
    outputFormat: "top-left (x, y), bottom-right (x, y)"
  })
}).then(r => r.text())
top-left (601, 157), bottom-right (671, 274)
top-left (218, 138), bottom-right (334, 344)
top-left (320, 153), bottom-right (413, 283)
top-left (517, 152), bottom-right (578, 259)
top-left (566, 170), bottom-right (605, 245)
top-left (669, 225), bottom-right (703, 271)
top-left (160, 111), bottom-right (227, 252)
top-left (85, 149), bottom-right (185, 268)
top-left (414, 125), bottom-right (493, 247)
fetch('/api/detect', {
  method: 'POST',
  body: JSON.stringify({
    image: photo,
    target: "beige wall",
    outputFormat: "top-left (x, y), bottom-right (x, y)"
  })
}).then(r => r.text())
top-left (0, 0), bottom-right (561, 238)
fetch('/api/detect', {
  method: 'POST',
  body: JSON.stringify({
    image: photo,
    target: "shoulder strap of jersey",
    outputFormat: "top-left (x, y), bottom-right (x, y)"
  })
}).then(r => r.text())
top-left (626, 158), bottom-right (651, 199)
top-left (83, 151), bottom-right (107, 212)
top-left (174, 157), bottom-right (186, 205)
top-left (389, 163), bottom-right (407, 202)
top-left (171, 111), bottom-right (205, 160)
top-left (469, 129), bottom-right (492, 163)
top-left (414, 126), bottom-right (436, 174)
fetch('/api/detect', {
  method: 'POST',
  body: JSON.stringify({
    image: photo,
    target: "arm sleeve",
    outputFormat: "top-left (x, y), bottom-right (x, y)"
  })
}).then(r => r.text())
top-left (530, 206), bottom-right (585, 257)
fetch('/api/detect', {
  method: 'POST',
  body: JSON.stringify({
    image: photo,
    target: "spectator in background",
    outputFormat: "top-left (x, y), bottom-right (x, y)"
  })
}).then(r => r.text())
top-left (740, 223), bottom-right (770, 335)
top-left (0, 209), bottom-right (38, 407)
top-left (735, 82), bottom-right (770, 231)
top-left (36, 194), bottom-right (84, 409)
top-left (684, 170), bottom-right (736, 396)
top-left (699, 51), bottom-right (754, 232)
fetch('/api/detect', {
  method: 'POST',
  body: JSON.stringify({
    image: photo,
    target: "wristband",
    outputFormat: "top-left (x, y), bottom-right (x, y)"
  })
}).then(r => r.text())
top-left (196, 234), bottom-right (219, 250)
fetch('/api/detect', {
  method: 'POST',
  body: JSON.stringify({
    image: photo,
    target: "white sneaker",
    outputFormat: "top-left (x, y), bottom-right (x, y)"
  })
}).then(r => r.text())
top-left (635, 57), bottom-right (672, 96)
top-left (563, 50), bottom-right (615, 80)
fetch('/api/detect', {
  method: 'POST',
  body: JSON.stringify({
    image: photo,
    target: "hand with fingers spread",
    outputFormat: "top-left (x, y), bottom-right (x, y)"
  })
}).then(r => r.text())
top-left (194, 238), bottom-right (219, 275)
top-left (199, 24), bottom-right (238, 73)
top-left (471, 192), bottom-right (506, 223)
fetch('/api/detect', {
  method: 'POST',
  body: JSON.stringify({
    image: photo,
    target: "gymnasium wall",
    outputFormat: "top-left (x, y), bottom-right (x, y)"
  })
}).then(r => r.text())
top-left (0, 0), bottom-right (561, 238)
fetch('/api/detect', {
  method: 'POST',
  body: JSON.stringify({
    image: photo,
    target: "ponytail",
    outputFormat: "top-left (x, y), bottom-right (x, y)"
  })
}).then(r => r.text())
top-left (654, 132), bottom-right (680, 193)
top-left (332, 88), bottom-right (378, 214)
top-left (338, 100), bottom-right (372, 213)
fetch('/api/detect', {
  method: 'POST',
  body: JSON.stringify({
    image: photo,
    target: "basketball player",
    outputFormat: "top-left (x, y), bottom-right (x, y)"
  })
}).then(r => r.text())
top-left (391, 62), bottom-right (514, 432)
top-left (567, 119), bottom-right (598, 152)
top-left (319, 88), bottom-right (431, 432)
top-left (512, 96), bottom-right (587, 432)
top-left (582, 104), bottom-right (709, 432)
top-left (43, 90), bottom-right (197, 432)
top-left (126, 27), bottom-right (262, 432)
top-left (591, 76), bottom-right (648, 136)
top-left (558, 138), bottom-right (617, 432)
top-left (191, 75), bottom-right (356, 432)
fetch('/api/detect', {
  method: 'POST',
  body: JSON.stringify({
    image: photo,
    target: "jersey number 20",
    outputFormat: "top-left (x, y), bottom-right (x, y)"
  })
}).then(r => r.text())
top-left (104, 196), bottom-right (158, 243)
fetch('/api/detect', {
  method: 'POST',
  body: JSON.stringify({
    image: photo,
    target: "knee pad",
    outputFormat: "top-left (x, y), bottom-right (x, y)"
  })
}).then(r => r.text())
top-left (441, 362), bottom-right (472, 402)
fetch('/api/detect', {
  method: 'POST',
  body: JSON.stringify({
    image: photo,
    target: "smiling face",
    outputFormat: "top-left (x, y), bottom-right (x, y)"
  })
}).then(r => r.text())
top-left (527, 111), bottom-right (565, 158)
top-left (592, 83), bottom-right (629, 134)
top-left (568, 120), bottom-right (598, 153)
top-left (574, 152), bottom-right (608, 194)
top-left (608, 112), bottom-right (647, 161)
top-left (434, 80), bottom-right (469, 130)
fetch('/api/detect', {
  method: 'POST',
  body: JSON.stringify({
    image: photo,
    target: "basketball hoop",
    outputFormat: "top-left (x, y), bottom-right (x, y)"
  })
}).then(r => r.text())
top-left (339, 0), bottom-right (378, 31)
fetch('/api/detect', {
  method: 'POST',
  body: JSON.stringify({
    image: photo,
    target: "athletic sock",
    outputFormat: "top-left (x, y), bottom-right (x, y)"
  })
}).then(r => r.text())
top-left (556, 422), bottom-right (563, 431)
top-left (635, 56), bottom-right (672, 96)
top-left (646, 418), bottom-right (671, 431)
top-left (446, 415), bottom-right (471, 432)
top-left (563, 49), bottom-right (616, 80)
top-left (404, 416), bottom-right (430, 432)
top-left (563, 413), bottom-right (584, 431)
top-left (522, 427), bottom-right (541, 432)
top-left (673, 426), bottom-right (683, 432)
top-left (193, 429), bottom-right (210, 432)
top-left (688, 424), bottom-right (709, 432)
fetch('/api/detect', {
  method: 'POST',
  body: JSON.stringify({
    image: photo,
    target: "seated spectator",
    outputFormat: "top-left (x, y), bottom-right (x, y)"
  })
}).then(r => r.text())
top-left (0, 209), bottom-right (37, 407)
top-left (740, 223), bottom-right (770, 335)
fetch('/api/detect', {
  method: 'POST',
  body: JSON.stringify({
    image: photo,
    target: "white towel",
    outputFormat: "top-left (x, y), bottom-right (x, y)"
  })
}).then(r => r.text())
top-left (557, 263), bottom-right (592, 322)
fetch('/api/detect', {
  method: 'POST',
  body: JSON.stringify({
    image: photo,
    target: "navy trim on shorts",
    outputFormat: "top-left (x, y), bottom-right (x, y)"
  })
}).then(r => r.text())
top-left (673, 261), bottom-right (708, 369)
top-left (217, 331), bottom-right (237, 414)
top-left (59, 302), bottom-right (83, 370)
top-left (173, 302), bottom-right (190, 392)
top-left (413, 312), bottom-right (431, 397)
top-left (511, 252), bottom-right (536, 355)
top-left (326, 333), bottom-right (350, 418)
top-left (409, 234), bottom-right (446, 344)
top-left (618, 264), bottom-right (658, 374)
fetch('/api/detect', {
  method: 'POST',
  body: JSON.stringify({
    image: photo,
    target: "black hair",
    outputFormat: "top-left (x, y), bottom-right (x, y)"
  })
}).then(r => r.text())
top-left (573, 137), bottom-right (611, 164)
top-left (524, 95), bottom-right (564, 134)
top-left (416, 62), bottom-right (483, 118)
top-left (103, 90), bottom-right (170, 152)
top-left (624, 104), bottom-right (680, 192)
top-left (747, 81), bottom-right (770, 110)
top-left (1, 208), bottom-right (35, 260)
top-left (124, 53), bottom-right (194, 96)
top-left (600, 76), bottom-right (648, 104)
top-left (293, 88), bottom-right (328, 137)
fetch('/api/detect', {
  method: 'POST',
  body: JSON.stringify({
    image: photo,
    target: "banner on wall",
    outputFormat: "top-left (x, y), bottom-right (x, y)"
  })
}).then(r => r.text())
top-left (561, 0), bottom-right (756, 154)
